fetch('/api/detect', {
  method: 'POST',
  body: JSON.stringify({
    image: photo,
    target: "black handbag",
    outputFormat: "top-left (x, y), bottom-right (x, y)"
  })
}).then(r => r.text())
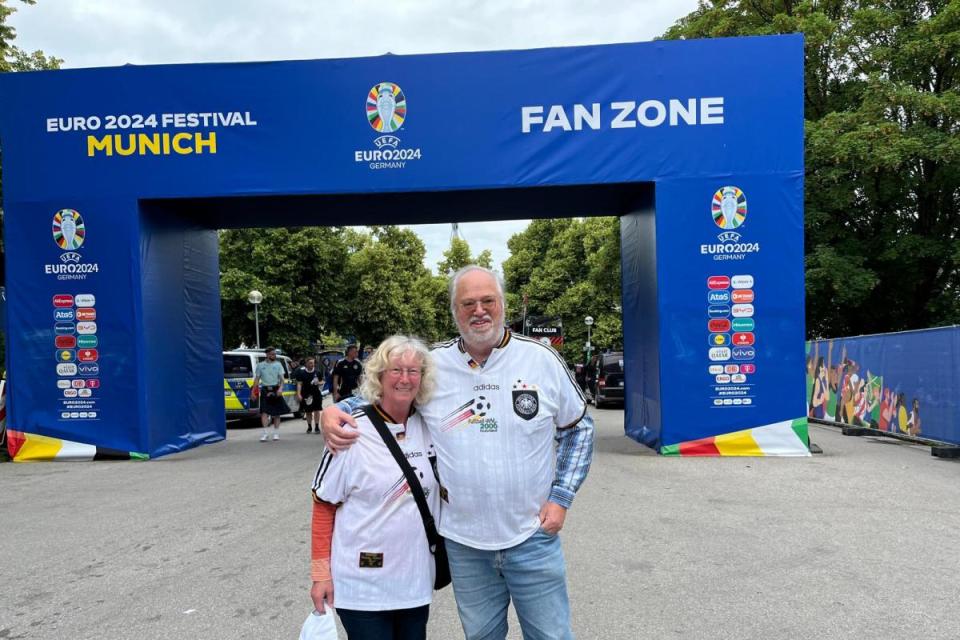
top-left (363, 405), bottom-right (452, 590)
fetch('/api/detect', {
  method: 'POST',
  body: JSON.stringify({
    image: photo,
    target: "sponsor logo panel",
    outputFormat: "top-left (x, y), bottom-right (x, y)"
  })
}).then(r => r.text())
top-left (53, 294), bottom-right (74, 307)
top-left (731, 318), bottom-right (755, 332)
top-left (75, 308), bottom-right (96, 321)
top-left (55, 322), bottom-right (76, 335)
top-left (707, 305), bottom-right (730, 318)
top-left (55, 335), bottom-right (77, 348)
top-left (731, 289), bottom-right (754, 303)
top-left (57, 380), bottom-right (71, 389)
top-left (54, 309), bottom-right (75, 322)
top-left (724, 365), bottom-right (740, 374)
top-left (707, 275), bottom-right (730, 289)
top-left (740, 364), bottom-right (757, 374)
top-left (707, 290), bottom-right (730, 304)
top-left (731, 304), bottom-right (754, 318)
top-left (732, 332), bottom-right (755, 346)
top-left (76, 322), bottom-right (97, 335)
top-left (77, 349), bottom-right (99, 362)
top-left (731, 275), bottom-right (754, 289)
top-left (709, 333), bottom-right (729, 346)
top-left (56, 349), bottom-right (75, 362)
top-left (77, 363), bottom-right (100, 377)
top-left (77, 335), bottom-right (98, 348)
top-left (75, 294), bottom-right (96, 307)
top-left (57, 363), bottom-right (77, 376)
top-left (708, 319), bottom-right (731, 333)
top-left (708, 347), bottom-right (731, 362)
top-left (708, 365), bottom-right (724, 375)
top-left (732, 346), bottom-right (756, 361)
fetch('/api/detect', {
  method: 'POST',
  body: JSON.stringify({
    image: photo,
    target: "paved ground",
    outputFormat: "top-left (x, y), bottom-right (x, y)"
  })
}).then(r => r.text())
top-left (1, 409), bottom-right (958, 639)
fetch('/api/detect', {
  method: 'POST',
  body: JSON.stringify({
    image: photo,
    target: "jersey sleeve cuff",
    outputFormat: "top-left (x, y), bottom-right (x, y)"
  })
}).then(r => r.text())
top-left (549, 486), bottom-right (576, 509)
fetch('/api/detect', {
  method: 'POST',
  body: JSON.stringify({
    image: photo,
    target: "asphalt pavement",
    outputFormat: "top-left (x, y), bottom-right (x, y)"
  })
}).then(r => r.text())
top-left (1, 409), bottom-right (958, 639)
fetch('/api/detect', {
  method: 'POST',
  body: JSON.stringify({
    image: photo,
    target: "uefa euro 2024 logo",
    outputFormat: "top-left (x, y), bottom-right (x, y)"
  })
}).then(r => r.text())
top-left (711, 186), bottom-right (747, 230)
top-left (53, 209), bottom-right (85, 250)
top-left (367, 82), bottom-right (406, 133)
top-left (356, 82), bottom-right (421, 170)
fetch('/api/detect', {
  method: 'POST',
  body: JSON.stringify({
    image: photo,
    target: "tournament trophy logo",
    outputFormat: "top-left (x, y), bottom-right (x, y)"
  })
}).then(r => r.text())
top-left (53, 209), bottom-right (85, 251)
top-left (45, 208), bottom-right (100, 280)
top-left (711, 186), bottom-right (747, 230)
top-left (355, 82), bottom-right (422, 170)
top-left (367, 82), bottom-right (406, 133)
top-left (701, 186), bottom-right (760, 261)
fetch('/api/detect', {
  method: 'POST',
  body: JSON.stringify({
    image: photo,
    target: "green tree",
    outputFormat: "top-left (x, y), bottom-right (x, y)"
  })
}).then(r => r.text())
top-left (503, 217), bottom-right (622, 363)
top-left (219, 227), bottom-right (352, 355)
top-left (344, 226), bottom-right (437, 345)
top-left (664, 0), bottom-right (960, 337)
top-left (437, 236), bottom-right (494, 276)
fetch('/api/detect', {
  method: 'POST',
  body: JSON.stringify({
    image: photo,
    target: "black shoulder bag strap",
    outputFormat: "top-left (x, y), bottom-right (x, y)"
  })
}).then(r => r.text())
top-left (362, 405), bottom-right (442, 551)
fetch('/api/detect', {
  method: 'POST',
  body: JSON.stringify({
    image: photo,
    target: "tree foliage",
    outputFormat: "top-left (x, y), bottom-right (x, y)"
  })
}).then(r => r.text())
top-left (664, 0), bottom-right (960, 337)
top-left (503, 217), bottom-right (622, 364)
top-left (218, 226), bottom-right (496, 354)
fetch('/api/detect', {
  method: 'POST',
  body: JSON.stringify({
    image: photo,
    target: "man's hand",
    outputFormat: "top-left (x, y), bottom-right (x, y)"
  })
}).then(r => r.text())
top-left (320, 405), bottom-right (359, 452)
top-left (539, 501), bottom-right (567, 535)
top-left (310, 580), bottom-right (334, 613)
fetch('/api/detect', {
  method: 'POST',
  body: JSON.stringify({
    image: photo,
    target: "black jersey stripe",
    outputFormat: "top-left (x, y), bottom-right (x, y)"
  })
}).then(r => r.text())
top-left (311, 449), bottom-right (336, 493)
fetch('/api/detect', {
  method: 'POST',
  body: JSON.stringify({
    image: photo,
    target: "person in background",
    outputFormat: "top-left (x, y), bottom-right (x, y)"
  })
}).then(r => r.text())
top-left (252, 347), bottom-right (289, 442)
top-left (332, 345), bottom-right (363, 402)
top-left (297, 357), bottom-right (325, 433)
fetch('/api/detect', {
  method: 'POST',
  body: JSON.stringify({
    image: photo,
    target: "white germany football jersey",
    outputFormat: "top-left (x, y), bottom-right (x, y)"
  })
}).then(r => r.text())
top-left (312, 406), bottom-right (439, 611)
top-left (421, 330), bottom-right (587, 550)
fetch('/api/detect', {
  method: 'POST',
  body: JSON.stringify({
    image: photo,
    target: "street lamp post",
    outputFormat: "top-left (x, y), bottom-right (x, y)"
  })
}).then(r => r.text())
top-left (584, 315), bottom-right (594, 363)
top-left (248, 290), bottom-right (263, 349)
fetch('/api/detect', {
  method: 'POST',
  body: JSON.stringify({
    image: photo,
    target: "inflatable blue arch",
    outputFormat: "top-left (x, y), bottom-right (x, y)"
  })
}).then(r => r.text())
top-left (0, 35), bottom-right (809, 460)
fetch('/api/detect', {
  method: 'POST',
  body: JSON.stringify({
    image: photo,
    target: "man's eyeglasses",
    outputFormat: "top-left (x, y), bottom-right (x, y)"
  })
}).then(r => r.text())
top-left (386, 367), bottom-right (422, 378)
top-left (457, 297), bottom-right (499, 312)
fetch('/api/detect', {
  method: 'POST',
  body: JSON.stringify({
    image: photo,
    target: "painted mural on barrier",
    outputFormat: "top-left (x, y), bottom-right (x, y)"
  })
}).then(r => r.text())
top-left (805, 326), bottom-right (960, 446)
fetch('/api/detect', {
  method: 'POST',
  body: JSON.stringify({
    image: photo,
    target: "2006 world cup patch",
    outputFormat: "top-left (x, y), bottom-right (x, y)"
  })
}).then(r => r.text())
top-left (512, 380), bottom-right (540, 421)
top-left (358, 552), bottom-right (384, 568)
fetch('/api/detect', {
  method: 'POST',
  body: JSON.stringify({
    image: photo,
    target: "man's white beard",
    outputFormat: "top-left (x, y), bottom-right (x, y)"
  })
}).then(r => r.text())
top-left (459, 313), bottom-right (503, 351)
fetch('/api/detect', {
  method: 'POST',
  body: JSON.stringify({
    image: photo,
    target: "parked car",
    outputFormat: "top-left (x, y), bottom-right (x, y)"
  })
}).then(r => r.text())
top-left (223, 349), bottom-right (300, 421)
top-left (594, 351), bottom-right (624, 408)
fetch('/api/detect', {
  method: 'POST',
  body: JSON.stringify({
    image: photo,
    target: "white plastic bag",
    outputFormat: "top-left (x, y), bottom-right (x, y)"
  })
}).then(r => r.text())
top-left (299, 605), bottom-right (339, 640)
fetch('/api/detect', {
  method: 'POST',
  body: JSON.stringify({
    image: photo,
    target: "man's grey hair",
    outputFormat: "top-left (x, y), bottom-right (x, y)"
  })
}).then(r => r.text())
top-left (448, 265), bottom-right (506, 316)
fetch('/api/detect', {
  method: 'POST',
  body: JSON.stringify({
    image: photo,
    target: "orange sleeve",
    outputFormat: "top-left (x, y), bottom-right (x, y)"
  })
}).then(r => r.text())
top-left (311, 500), bottom-right (337, 582)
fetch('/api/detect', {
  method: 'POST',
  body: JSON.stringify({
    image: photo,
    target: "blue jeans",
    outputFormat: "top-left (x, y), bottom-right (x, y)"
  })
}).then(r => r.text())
top-left (336, 605), bottom-right (429, 640)
top-left (447, 529), bottom-right (573, 640)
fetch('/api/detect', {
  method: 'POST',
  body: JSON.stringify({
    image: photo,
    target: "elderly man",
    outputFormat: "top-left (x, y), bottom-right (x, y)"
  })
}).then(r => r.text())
top-left (322, 265), bottom-right (594, 640)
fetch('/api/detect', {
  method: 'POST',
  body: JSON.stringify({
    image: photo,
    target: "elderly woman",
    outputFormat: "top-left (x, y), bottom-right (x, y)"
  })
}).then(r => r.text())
top-left (309, 335), bottom-right (439, 640)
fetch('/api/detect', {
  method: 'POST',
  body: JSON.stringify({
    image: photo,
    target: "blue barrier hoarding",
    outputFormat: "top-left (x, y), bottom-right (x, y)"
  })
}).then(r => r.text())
top-left (807, 327), bottom-right (960, 446)
top-left (0, 35), bottom-right (807, 458)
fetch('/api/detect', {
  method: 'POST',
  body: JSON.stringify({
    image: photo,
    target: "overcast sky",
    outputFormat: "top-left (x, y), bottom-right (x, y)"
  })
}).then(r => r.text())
top-left (9, 0), bottom-right (699, 272)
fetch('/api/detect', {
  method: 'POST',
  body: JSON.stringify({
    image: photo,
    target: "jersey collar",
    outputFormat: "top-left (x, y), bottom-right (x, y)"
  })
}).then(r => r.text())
top-left (457, 328), bottom-right (512, 369)
top-left (373, 402), bottom-right (417, 425)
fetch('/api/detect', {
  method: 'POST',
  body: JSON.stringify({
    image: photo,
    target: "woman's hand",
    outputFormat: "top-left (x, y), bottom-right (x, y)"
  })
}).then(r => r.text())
top-left (310, 580), bottom-right (334, 613)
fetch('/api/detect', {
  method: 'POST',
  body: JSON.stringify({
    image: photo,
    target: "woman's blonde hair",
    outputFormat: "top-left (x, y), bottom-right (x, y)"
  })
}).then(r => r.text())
top-left (357, 335), bottom-right (435, 406)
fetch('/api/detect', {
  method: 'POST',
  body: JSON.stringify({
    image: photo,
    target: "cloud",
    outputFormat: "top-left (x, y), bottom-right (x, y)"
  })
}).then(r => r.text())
top-left (10, 0), bottom-right (698, 68)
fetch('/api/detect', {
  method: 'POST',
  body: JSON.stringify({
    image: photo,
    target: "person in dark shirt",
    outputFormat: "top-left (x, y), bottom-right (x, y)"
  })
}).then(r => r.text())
top-left (296, 357), bottom-right (325, 433)
top-left (332, 345), bottom-right (363, 402)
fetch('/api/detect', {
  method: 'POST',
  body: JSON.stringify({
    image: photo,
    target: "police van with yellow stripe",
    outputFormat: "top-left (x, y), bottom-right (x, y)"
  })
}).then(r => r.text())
top-left (223, 349), bottom-right (300, 420)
